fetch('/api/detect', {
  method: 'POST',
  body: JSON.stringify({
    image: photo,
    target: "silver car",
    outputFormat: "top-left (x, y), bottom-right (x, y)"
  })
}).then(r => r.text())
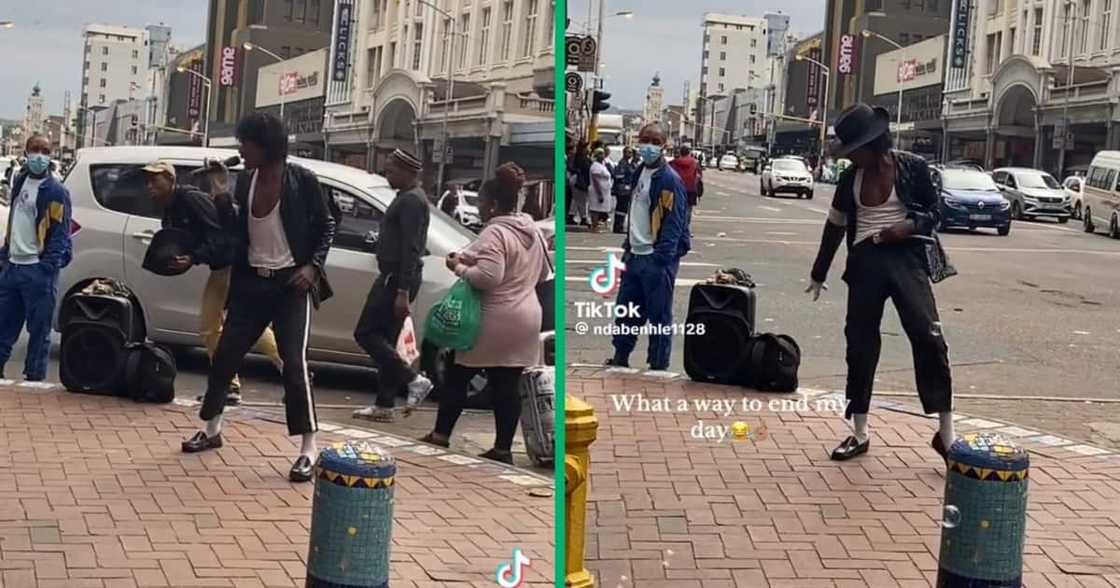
top-left (992, 167), bottom-right (1071, 223)
top-left (58, 146), bottom-right (472, 374)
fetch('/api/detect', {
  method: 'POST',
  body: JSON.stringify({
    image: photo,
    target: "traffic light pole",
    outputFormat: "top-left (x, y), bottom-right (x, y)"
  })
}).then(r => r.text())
top-left (588, 0), bottom-right (606, 143)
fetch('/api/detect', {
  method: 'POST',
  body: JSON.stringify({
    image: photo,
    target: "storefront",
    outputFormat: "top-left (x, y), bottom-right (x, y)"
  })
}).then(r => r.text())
top-left (255, 49), bottom-right (328, 159)
top-left (871, 35), bottom-right (945, 159)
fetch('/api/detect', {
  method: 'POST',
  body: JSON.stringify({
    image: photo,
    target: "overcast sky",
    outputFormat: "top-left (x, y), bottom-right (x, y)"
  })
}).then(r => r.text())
top-left (569, 0), bottom-right (828, 110)
top-left (0, 1), bottom-right (207, 120)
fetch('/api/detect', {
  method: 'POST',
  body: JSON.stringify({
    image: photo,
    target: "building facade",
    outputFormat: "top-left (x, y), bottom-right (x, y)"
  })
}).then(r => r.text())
top-left (700, 13), bottom-right (769, 98)
top-left (203, 0), bottom-right (334, 145)
top-left (323, 0), bottom-right (556, 187)
top-left (943, 0), bottom-right (1120, 174)
top-left (255, 48), bottom-right (329, 158)
top-left (773, 33), bottom-right (824, 156)
top-left (23, 85), bottom-right (45, 139)
top-left (161, 45), bottom-right (207, 145)
top-left (80, 24), bottom-right (148, 112)
top-left (643, 74), bottom-right (664, 124)
top-left (871, 34), bottom-right (947, 158)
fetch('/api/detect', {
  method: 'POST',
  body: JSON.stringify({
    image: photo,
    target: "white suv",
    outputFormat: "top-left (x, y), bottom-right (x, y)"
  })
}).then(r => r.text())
top-left (58, 146), bottom-right (473, 375)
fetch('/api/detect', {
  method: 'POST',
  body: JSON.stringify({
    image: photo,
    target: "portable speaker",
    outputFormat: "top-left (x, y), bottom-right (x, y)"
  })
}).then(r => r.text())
top-left (683, 283), bottom-right (757, 385)
top-left (58, 293), bottom-right (144, 344)
top-left (60, 324), bottom-right (129, 395)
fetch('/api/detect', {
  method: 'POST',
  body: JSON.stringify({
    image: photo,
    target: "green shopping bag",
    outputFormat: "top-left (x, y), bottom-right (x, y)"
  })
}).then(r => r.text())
top-left (423, 279), bottom-right (482, 351)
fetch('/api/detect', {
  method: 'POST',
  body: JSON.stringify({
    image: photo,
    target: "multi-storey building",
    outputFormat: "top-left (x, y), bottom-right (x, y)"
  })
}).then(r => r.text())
top-left (323, 0), bottom-right (556, 185)
top-left (700, 13), bottom-right (769, 98)
top-left (23, 85), bottom-right (45, 139)
top-left (943, 0), bottom-right (1120, 174)
top-left (79, 24), bottom-right (149, 146)
top-left (643, 74), bottom-right (664, 124)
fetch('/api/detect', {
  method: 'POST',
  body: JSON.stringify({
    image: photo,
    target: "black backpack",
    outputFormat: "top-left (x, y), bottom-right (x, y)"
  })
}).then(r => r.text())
top-left (125, 342), bottom-right (177, 403)
top-left (746, 333), bottom-right (800, 392)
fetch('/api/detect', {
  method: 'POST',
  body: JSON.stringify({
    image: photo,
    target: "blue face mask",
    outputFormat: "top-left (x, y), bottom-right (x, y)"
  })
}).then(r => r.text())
top-left (638, 143), bottom-right (662, 166)
top-left (26, 153), bottom-right (50, 176)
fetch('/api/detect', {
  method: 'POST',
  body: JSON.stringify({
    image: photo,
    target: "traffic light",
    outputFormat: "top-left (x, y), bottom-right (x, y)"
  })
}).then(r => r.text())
top-left (592, 90), bottom-right (611, 114)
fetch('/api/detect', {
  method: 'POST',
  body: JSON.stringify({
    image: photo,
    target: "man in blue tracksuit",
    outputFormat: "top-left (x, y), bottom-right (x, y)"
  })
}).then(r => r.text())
top-left (606, 122), bottom-right (691, 371)
top-left (0, 135), bottom-right (73, 381)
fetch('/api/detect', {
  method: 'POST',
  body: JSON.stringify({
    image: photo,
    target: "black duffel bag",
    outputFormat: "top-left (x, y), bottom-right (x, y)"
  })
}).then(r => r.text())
top-left (124, 342), bottom-right (177, 403)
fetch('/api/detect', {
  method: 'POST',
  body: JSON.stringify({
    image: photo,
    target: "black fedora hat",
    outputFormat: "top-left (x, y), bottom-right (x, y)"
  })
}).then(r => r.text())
top-left (831, 103), bottom-right (891, 157)
top-left (142, 228), bottom-right (196, 277)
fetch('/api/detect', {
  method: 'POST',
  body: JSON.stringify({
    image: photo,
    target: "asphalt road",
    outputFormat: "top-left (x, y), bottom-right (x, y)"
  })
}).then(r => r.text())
top-left (566, 167), bottom-right (1120, 448)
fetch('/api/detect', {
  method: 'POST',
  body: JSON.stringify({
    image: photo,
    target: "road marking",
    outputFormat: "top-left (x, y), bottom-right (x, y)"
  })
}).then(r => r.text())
top-left (566, 259), bottom-right (720, 267)
top-left (765, 231), bottom-right (800, 236)
top-left (758, 205), bottom-right (783, 213)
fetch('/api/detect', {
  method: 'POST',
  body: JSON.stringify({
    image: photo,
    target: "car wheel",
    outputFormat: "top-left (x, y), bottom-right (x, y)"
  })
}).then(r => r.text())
top-left (1083, 207), bottom-right (1095, 233)
top-left (806, 191), bottom-right (814, 200)
top-left (1011, 201), bottom-right (1022, 220)
top-left (1058, 216), bottom-right (1069, 224)
top-left (1110, 213), bottom-right (1120, 240)
top-left (997, 224), bottom-right (1010, 236)
top-left (759, 182), bottom-right (766, 196)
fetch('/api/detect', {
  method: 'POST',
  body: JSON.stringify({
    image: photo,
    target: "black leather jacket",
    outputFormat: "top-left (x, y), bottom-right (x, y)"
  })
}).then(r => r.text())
top-left (161, 186), bottom-right (234, 270)
top-left (221, 162), bottom-right (336, 305)
top-left (811, 150), bottom-right (940, 283)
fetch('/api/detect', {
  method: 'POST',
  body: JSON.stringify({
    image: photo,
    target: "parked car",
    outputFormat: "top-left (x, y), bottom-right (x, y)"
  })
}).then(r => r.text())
top-left (1079, 151), bottom-right (1120, 238)
top-left (991, 167), bottom-right (1071, 222)
top-left (760, 158), bottom-right (814, 198)
top-left (930, 167), bottom-right (1011, 235)
top-left (1063, 175), bottom-right (1085, 219)
top-left (57, 146), bottom-right (475, 388)
top-left (718, 153), bottom-right (740, 171)
top-left (437, 187), bottom-right (483, 232)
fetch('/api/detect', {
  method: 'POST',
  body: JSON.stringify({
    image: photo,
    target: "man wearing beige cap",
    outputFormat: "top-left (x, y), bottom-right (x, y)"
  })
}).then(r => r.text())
top-left (141, 159), bottom-right (283, 406)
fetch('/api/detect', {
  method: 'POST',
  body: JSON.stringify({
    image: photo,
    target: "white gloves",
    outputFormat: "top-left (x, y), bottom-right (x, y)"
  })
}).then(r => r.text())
top-left (804, 280), bottom-right (828, 301)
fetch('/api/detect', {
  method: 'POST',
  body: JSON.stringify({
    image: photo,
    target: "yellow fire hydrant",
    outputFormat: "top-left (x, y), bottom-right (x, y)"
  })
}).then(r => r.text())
top-left (565, 395), bottom-right (599, 588)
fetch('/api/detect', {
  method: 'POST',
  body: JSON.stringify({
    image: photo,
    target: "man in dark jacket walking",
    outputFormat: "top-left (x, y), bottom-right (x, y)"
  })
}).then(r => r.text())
top-left (353, 149), bottom-right (433, 423)
top-left (181, 113), bottom-right (335, 484)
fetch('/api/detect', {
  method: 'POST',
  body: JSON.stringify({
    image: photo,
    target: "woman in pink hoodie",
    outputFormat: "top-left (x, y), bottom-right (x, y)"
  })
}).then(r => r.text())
top-left (420, 163), bottom-right (550, 464)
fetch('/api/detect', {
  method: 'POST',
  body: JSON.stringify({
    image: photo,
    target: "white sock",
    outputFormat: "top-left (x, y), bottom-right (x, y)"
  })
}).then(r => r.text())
top-left (204, 414), bottom-right (223, 438)
top-left (852, 413), bottom-right (869, 443)
top-left (300, 433), bottom-right (317, 460)
top-left (939, 412), bottom-right (955, 447)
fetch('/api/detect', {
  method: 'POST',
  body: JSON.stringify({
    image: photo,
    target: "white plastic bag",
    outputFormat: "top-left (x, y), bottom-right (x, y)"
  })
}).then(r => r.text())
top-left (396, 317), bottom-right (421, 364)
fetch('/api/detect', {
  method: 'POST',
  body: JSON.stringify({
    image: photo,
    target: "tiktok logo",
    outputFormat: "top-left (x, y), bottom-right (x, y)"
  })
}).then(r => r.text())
top-left (494, 548), bottom-right (531, 587)
top-left (588, 253), bottom-right (626, 296)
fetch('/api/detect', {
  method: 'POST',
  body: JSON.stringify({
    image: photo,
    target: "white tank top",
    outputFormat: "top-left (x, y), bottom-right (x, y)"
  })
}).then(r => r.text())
top-left (247, 170), bottom-right (296, 269)
top-left (854, 168), bottom-right (908, 245)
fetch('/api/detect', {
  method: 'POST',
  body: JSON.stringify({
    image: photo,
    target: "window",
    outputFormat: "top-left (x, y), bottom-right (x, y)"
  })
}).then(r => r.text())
top-left (522, 0), bottom-right (538, 56)
top-left (366, 46), bottom-right (383, 88)
top-left (1080, 0), bottom-right (1091, 53)
top-left (719, 67), bottom-right (725, 76)
top-left (438, 17), bottom-right (451, 72)
top-left (83, 76), bottom-right (89, 87)
top-left (294, 0), bottom-right (306, 23)
top-left (751, 39), bottom-right (757, 48)
top-left (412, 24), bottom-right (423, 70)
top-left (100, 62), bottom-right (107, 72)
top-left (459, 14), bottom-right (471, 68)
top-left (1008, 27), bottom-right (1016, 54)
top-left (389, 42), bottom-right (397, 68)
top-left (371, 0), bottom-right (383, 30)
top-left (478, 7), bottom-right (492, 65)
top-left (719, 51), bottom-right (726, 60)
top-left (131, 65), bottom-right (138, 74)
top-left (718, 82), bottom-right (725, 92)
top-left (99, 94), bottom-right (105, 104)
top-left (721, 35), bottom-right (727, 44)
top-left (1101, 0), bottom-right (1113, 51)
top-left (91, 165), bottom-right (162, 219)
top-left (131, 49), bottom-right (139, 59)
top-left (309, 0), bottom-right (320, 25)
top-left (501, 1), bottom-right (514, 59)
top-left (102, 46), bottom-right (109, 56)
top-left (1058, 1), bottom-right (1072, 57)
top-left (1032, 8), bottom-right (1043, 55)
top-left (84, 61), bottom-right (90, 71)
top-left (415, 0), bottom-right (423, 17)
top-left (326, 186), bottom-right (385, 253)
top-left (99, 79), bottom-right (106, 88)
top-left (750, 55), bottom-right (756, 64)
top-left (988, 32), bottom-right (1002, 73)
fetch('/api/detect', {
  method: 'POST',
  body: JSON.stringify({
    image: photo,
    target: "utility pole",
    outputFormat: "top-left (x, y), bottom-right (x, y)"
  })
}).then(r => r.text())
top-left (588, 0), bottom-right (607, 142)
top-left (1057, 0), bottom-right (1075, 177)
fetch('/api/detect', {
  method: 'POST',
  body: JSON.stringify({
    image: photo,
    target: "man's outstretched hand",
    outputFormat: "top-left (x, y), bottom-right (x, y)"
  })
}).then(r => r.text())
top-left (805, 280), bottom-right (828, 301)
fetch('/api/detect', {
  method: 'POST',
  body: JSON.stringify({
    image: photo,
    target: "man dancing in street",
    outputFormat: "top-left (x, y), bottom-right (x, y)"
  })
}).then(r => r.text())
top-left (605, 122), bottom-right (690, 371)
top-left (353, 149), bottom-right (433, 423)
top-left (141, 160), bottom-right (283, 405)
top-left (0, 134), bottom-right (72, 381)
top-left (182, 113), bottom-right (335, 483)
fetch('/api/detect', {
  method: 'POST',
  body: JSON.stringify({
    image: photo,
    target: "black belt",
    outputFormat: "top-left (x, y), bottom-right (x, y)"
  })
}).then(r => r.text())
top-left (251, 266), bottom-right (296, 279)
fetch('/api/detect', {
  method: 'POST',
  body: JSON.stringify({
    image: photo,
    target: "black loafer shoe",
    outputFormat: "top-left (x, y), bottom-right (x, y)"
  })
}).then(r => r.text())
top-left (604, 357), bottom-right (630, 368)
top-left (830, 435), bottom-right (870, 461)
top-left (479, 448), bottom-right (514, 465)
top-left (932, 433), bottom-right (950, 461)
top-left (182, 431), bottom-right (223, 453)
top-left (289, 455), bottom-right (313, 482)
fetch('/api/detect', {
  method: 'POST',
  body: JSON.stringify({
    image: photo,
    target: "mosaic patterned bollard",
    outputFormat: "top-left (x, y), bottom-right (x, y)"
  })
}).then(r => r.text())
top-left (937, 432), bottom-right (1030, 588)
top-left (306, 441), bottom-right (396, 588)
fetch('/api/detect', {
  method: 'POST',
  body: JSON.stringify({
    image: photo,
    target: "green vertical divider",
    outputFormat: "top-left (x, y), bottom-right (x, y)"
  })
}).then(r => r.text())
top-left (552, 0), bottom-right (568, 586)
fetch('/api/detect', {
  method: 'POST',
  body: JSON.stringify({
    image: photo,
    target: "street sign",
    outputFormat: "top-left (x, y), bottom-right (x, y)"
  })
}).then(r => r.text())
top-left (433, 135), bottom-right (446, 164)
top-left (889, 121), bottom-right (916, 132)
top-left (578, 36), bottom-right (598, 72)
top-left (1053, 122), bottom-right (1074, 150)
top-left (565, 36), bottom-right (582, 67)
top-left (565, 72), bottom-right (583, 94)
top-left (950, 0), bottom-right (972, 69)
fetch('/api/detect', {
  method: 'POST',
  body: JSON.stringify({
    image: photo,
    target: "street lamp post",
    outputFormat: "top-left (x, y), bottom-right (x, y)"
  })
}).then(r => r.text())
top-left (862, 30), bottom-right (904, 145)
top-left (415, 0), bottom-right (467, 195)
top-left (243, 42), bottom-right (287, 121)
top-left (1058, 0), bottom-right (1076, 177)
top-left (588, 8), bottom-right (634, 142)
top-left (796, 54), bottom-right (831, 171)
top-left (177, 66), bottom-right (212, 147)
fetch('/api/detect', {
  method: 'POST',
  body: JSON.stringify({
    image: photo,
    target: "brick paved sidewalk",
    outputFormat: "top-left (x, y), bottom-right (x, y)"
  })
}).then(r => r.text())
top-left (570, 367), bottom-right (1120, 588)
top-left (0, 383), bottom-right (553, 587)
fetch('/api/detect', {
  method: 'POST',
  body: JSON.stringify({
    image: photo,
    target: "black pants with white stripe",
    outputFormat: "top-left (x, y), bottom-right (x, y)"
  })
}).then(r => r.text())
top-left (200, 267), bottom-right (318, 436)
top-left (842, 241), bottom-right (953, 419)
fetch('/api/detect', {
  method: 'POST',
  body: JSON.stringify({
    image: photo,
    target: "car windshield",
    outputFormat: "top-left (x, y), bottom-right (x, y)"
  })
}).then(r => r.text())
top-left (942, 169), bottom-right (998, 191)
top-left (773, 160), bottom-right (806, 173)
top-left (1016, 172), bottom-right (1060, 189)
